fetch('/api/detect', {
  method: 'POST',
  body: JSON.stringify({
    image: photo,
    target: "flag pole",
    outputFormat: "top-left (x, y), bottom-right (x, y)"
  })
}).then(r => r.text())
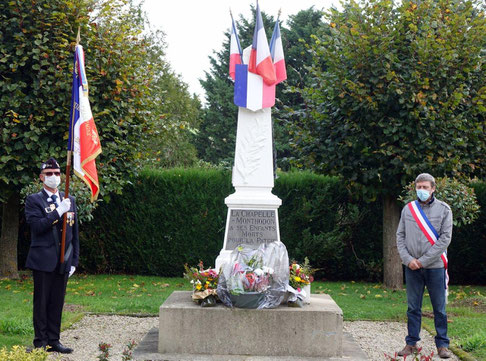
top-left (60, 27), bottom-right (80, 265)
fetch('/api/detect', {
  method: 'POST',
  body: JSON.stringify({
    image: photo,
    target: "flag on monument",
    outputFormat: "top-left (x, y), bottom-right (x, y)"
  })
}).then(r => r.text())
top-left (229, 14), bottom-right (243, 81)
top-left (68, 45), bottom-right (101, 201)
top-left (269, 19), bottom-right (287, 85)
top-left (234, 63), bottom-right (275, 111)
top-left (248, 3), bottom-right (277, 86)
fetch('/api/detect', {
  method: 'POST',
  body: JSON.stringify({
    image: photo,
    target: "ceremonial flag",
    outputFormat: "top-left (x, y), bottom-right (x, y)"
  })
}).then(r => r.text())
top-left (229, 13), bottom-right (243, 81)
top-left (269, 18), bottom-right (287, 84)
top-left (234, 63), bottom-right (275, 111)
top-left (248, 3), bottom-right (277, 85)
top-left (68, 45), bottom-right (101, 201)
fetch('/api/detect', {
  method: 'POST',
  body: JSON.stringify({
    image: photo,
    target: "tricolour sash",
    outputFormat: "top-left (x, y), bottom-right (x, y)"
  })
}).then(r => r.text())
top-left (408, 200), bottom-right (449, 290)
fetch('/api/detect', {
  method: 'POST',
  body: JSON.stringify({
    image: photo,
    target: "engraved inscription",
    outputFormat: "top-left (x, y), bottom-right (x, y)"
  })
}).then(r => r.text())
top-left (225, 209), bottom-right (278, 250)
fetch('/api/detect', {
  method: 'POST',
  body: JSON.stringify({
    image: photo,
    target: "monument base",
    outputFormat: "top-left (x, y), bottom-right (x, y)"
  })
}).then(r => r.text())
top-left (216, 189), bottom-right (282, 271)
top-left (157, 291), bottom-right (345, 358)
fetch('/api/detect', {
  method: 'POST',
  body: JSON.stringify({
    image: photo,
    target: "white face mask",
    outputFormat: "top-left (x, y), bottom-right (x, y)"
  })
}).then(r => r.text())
top-left (43, 175), bottom-right (61, 189)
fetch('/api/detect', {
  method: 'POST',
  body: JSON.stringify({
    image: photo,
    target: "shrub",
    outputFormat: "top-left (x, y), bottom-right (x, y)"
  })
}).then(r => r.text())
top-left (0, 346), bottom-right (53, 361)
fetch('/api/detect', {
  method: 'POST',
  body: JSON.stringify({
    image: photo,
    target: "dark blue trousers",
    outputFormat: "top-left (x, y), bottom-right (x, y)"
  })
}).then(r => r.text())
top-left (405, 267), bottom-right (449, 348)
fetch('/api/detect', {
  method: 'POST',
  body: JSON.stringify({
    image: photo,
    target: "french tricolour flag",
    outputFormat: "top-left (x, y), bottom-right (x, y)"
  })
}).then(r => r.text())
top-left (248, 3), bottom-right (277, 86)
top-left (234, 62), bottom-right (275, 111)
top-left (68, 45), bottom-right (101, 201)
top-left (229, 14), bottom-right (243, 81)
top-left (269, 19), bottom-right (287, 85)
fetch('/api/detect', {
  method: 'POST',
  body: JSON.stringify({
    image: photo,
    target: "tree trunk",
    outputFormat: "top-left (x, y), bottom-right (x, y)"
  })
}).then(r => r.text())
top-left (0, 192), bottom-right (20, 279)
top-left (383, 194), bottom-right (402, 289)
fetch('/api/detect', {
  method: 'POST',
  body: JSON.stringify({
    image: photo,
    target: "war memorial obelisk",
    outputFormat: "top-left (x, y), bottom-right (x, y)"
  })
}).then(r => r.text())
top-left (215, 7), bottom-right (285, 270)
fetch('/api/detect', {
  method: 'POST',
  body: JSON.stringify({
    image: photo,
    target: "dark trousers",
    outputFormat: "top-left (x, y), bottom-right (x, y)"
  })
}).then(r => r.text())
top-left (405, 267), bottom-right (449, 348)
top-left (32, 269), bottom-right (69, 347)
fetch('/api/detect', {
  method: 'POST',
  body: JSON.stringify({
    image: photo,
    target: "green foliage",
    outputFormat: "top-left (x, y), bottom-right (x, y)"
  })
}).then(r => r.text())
top-left (80, 168), bottom-right (233, 275)
top-left (450, 182), bottom-right (486, 284)
top-left (288, 0), bottom-right (486, 197)
top-left (461, 330), bottom-right (486, 353)
top-left (0, 319), bottom-right (32, 336)
top-left (0, 0), bottom-right (197, 199)
top-left (399, 177), bottom-right (480, 227)
top-left (0, 346), bottom-right (51, 361)
top-left (137, 32), bottom-right (202, 169)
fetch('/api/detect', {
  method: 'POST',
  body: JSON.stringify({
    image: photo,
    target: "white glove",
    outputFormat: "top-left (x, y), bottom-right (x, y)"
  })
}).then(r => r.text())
top-left (69, 266), bottom-right (76, 277)
top-left (56, 198), bottom-right (71, 217)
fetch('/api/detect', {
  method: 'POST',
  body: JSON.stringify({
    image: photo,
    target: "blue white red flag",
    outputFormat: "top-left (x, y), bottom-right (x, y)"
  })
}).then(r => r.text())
top-left (248, 3), bottom-right (277, 86)
top-left (234, 63), bottom-right (275, 111)
top-left (269, 18), bottom-right (287, 85)
top-left (229, 13), bottom-right (243, 81)
top-left (68, 45), bottom-right (101, 201)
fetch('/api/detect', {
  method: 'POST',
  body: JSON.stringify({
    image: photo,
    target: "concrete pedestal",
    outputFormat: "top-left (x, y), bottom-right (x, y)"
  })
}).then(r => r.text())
top-left (158, 291), bottom-right (343, 358)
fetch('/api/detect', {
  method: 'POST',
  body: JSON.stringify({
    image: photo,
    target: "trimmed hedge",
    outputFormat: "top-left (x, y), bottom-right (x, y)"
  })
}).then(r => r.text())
top-left (16, 168), bottom-right (486, 283)
top-left (78, 168), bottom-right (383, 280)
top-left (449, 182), bottom-right (486, 284)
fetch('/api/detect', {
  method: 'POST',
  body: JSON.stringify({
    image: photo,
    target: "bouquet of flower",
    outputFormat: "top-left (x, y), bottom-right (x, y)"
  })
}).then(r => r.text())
top-left (228, 254), bottom-right (274, 296)
top-left (218, 242), bottom-right (289, 309)
top-left (289, 257), bottom-right (315, 292)
top-left (183, 261), bottom-right (219, 305)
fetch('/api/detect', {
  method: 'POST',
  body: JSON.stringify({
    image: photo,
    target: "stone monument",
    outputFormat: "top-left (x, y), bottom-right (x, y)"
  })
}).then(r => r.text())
top-left (215, 4), bottom-right (285, 270)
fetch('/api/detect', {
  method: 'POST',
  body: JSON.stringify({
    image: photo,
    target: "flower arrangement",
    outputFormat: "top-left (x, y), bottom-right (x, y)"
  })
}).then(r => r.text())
top-left (183, 261), bottom-right (219, 303)
top-left (289, 257), bottom-right (315, 292)
top-left (228, 248), bottom-right (274, 296)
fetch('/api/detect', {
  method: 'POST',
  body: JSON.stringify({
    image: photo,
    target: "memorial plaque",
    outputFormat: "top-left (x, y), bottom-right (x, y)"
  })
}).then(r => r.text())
top-left (225, 209), bottom-right (278, 250)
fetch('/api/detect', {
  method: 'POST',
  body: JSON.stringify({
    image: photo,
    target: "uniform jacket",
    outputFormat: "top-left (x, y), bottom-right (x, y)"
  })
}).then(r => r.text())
top-left (25, 189), bottom-right (79, 273)
top-left (396, 197), bottom-right (452, 269)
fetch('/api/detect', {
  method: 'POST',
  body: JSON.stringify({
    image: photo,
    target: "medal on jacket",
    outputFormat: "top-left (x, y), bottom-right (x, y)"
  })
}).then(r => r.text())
top-left (45, 203), bottom-right (56, 213)
top-left (66, 212), bottom-right (75, 226)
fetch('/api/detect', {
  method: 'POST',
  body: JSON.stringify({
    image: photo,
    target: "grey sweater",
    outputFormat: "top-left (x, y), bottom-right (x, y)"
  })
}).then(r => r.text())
top-left (396, 198), bottom-right (453, 269)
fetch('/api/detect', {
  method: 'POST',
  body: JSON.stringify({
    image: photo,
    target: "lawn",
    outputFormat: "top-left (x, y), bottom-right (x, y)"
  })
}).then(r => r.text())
top-left (1, 273), bottom-right (484, 360)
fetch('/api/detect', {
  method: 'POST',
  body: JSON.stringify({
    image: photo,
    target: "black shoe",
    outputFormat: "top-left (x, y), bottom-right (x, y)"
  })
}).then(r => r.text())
top-left (47, 343), bottom-right (73, 354)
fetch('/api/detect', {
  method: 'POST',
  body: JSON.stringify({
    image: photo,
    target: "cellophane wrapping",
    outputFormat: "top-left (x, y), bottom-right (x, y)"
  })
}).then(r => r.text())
top-left (217, 241), bottom-right (289, 309)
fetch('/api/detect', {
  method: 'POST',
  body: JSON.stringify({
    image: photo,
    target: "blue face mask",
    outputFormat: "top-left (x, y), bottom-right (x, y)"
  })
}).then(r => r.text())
top-left (416, 189), bottom-right (431, 202)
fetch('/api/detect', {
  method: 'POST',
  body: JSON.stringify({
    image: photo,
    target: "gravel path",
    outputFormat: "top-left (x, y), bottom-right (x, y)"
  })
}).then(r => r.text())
top-left (50, 316), bottom-right (460, 361)
top-left (344, 321), bottom-right (460, 361)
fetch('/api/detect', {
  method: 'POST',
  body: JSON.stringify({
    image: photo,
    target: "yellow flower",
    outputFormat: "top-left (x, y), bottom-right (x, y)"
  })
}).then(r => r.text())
top-left (294, 276), bottom-right (302, 282)
top-left (196, 284), bottom-right (202, 290)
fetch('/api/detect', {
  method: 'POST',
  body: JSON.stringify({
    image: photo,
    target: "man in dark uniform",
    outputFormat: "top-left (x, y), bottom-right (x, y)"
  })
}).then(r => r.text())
top-left (25, 157), bottom-right (79, 354)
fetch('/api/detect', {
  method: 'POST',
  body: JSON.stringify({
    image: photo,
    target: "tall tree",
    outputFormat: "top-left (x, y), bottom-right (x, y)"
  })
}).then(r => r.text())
top-left (289, 0), bottom-right (486, 288)
top-left (138, 31), bottom-right (202, 169)
top-left (195, 7), bottom-right (324, 168)
top-left (0, 0), bottom-right (184, 277)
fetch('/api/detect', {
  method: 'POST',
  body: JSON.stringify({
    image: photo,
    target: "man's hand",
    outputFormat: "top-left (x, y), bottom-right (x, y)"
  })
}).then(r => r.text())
top-left (56, 198), bottom-right (71, 217)
top-left (408, 259), bottom-right (422, 270)
top-left (69, 266), bottom-right (76, 277)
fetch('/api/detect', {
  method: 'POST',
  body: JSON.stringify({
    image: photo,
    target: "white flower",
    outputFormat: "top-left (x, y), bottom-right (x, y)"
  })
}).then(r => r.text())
top-left (254, 268), bottom-right (264, 276)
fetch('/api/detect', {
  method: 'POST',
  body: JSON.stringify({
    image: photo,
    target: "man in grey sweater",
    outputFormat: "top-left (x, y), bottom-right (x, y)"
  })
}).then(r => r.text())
top-left (396, 173), bottom-right (453, 359)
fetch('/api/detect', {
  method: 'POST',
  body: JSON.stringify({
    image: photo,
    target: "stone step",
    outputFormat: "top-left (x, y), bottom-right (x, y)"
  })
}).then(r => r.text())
top-left (132, 291), bottom-right (368, 360)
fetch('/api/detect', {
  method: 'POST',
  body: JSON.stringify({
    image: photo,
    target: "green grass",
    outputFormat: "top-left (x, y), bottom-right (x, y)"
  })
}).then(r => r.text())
top-left (1, 274), bottom-right (485, 360)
